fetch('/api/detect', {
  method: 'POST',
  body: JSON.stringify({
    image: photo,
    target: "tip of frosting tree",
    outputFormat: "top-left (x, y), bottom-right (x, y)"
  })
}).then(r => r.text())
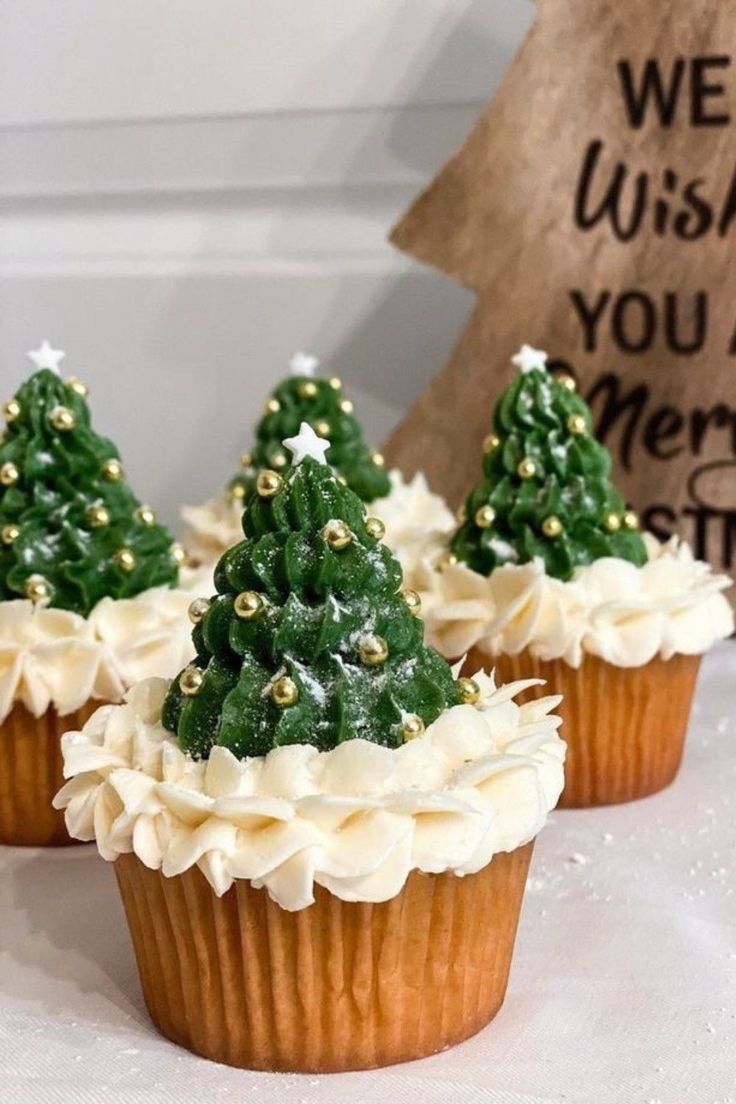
top-left (26, 340), bottom-right (66, 375)
top-left (282, 421), bottom-right (330, 466)
top-left (289, 351), bottom-right (319, 377)
top-left (511, 344), bottom-right (548, 375)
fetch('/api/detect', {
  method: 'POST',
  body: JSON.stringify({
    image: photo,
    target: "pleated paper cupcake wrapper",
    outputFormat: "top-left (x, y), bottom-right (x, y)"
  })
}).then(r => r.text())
top-left (0, 702), bottom-right (98, 847)
top-left (466, 647), bottom-right (701, 808)
top-left (115, 842), bottom-right (534, 1073)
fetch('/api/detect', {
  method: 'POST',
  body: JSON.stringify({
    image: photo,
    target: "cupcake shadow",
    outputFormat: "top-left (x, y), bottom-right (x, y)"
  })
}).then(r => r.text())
top-left (4, 845), bottom-right (149, 1033)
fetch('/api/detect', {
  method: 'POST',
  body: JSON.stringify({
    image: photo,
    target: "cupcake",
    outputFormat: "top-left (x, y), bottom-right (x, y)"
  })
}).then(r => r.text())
top-left (0, 343), bottom-right (202, 846)
top-left (56, 422), bottom-right (564, 1072)
top-left (182, 351), bottom-right (451, 573)
top-left (421, 345), bottom-right (733, 808)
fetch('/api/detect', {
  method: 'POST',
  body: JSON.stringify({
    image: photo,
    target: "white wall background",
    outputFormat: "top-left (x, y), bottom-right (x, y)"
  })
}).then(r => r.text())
top-left (0, 0), bottom-right (532, 528)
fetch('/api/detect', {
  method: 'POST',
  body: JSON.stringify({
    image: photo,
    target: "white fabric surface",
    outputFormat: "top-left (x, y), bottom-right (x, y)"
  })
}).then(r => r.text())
top-left (1, 643), bottom-right (734, 1104)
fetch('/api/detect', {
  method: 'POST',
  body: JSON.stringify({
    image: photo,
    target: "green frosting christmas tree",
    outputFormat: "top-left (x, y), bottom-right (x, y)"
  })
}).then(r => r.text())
top-left (450, 345), bottom-right (648, 580)
top-left (227, 352), bottom-right (390, 509)
top-left (164, 422), bottom-right (463, 759)
top-left (0, 342), bottom-right (182, 616)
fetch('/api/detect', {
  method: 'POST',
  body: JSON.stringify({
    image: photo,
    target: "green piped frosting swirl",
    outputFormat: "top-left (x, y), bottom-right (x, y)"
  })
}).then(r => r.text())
top-left (164, 457), bottom-right (459, 759)
top-left (0, 369), bottom-right (179, 616)
top-left (450, 365), bottom-right (648, 580)
top-left (228, 374), bottom-right (390, 506)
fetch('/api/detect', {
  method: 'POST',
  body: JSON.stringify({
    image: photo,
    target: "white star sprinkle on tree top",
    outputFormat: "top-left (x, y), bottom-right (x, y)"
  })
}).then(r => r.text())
top-left (283, 421), bottom-right (330, 466)
top-left (289, 351), bottom-right (319, 377)
top-left (27, 340), bottom-right (66, 375)
top-left (511, 344), bottom-right (548, 374)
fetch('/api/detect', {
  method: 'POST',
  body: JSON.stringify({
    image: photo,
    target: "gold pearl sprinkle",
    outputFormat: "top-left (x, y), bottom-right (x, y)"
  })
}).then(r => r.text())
top-left (474, 505), bottom-right (495, 529)
top-left (1, 523), bottom-right (20, 545)
top-left (402, 589), bottom-right (422, 616)
top-left (234, 590), bottom-right (264, 620)
top-left (555, 373), bottom-right (577, 392)
top-left (86, 505), bottom-right (110, 528)
top-left (113, 548), bottom-right (136, 572)
top-left (517, 458), bottom-right (536, 480)
top-left (339, 399), bottom-right (354, 414)
top-left (365, 516), bottom-right (385, 541)
top-left (180, 666), bottom-right (203, 696)
top-left (229, 483), bottom-right (246, 503)
top-left (437, 552), bottom-right (458, 571)
top-left (542, 515), bottom-right (563, 538)
top-left (170, 543), bottom-right (187, 565)
top-left (66, 376), bottom-right (88, 397)
top-left (135, 505), bottom-right (156, 526)
top-left (26, 574), bottom-right (50, 603)
top-left (271, 675), bottom-right (299, 707)
top-left (321, 520), bottom-right (352, 550)
top-left (456, 503), bottom-right (467, 523)
top-left (298, 381), bottom-right (318, 399)
top-left (264, 398), bottom-right (281, 414)
top-left (313, 420), bottom-right (330, 439)
top-left (358, 633), bottom-right (389, 666)
top-left (0, 462), bottom-right (19, 486)
top-left (402, 714), bottom-right (425, 741)
top-left (603, 513), bottom-right (621, 533)
top-left (622, 510), bottom-right (640, 531)
top-left (188, 597), bottom-right (211, 624)
top-left (483, 433), bottom-right (501, 453)
top-left (329, 376), bottom-right (342, 390)
top-left (372, 452), bottom-right (385, 468)
top-left (101, 458), bottom-right (123, 482)
top-left (457, 677), bottom-right (481, 705)
top-left (256, 469), bottom-right (283, 498)
top-left (3, 400), bottom-right (21, 423)
top-left (270, 451), bottom-right (288, 470)
top-left (50, 406), bottom-right (76, 432)
top-left (567, 413), bottom-right (586, 435)
top-left (240, 451), bottom-right (253, 469)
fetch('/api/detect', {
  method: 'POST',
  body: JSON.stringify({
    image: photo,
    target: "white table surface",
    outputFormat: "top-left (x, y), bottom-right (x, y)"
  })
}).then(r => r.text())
top-left (1, 644), bottom-right (734, 1104)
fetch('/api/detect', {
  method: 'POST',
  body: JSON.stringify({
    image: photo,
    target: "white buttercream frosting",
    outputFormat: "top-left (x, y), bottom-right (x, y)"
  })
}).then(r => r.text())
top-left (421, 534), bottom-right (734, 668)
top-left (54, 672), bottom-right (565, 911)
top-left (181, 493), bottom-right (244, 565)
top-left (371, 471), bottom-right (455, 589)
top-left (182, 470), bottom-right (454, 581)
top-left (0, 569), bottom-right (209, 722)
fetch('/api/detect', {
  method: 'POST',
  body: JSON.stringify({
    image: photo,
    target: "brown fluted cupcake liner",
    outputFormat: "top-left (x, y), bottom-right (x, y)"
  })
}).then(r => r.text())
top-left (0, 701), bottom-right (99, 846)
top-left (115, 842), bottom-right (534, 1072)
top-left (465, 647), bottom-right (701, 808)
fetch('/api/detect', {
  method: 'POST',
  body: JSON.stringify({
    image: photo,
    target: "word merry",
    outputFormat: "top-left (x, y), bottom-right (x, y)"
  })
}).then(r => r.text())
top-left (577, 370), bottom-right (736, 568)
top-left (586, 372), bottom-right (736, 472)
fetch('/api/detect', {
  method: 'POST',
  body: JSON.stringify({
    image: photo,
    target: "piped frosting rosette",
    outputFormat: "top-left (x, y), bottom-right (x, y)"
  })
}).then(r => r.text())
top-left (0, 567), bottom-right (210, 723)
top-left (181, 494), bottom-right (244, 566)
top-left (55, 670), bottom-right (565, 911)
top-left (420, 533), bottom-right (734, 668)
top-left (371, 470), bottom-right (455, 588)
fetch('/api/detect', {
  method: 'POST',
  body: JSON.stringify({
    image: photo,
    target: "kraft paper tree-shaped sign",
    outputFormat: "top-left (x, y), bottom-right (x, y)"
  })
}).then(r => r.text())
top-left (385, 0), bottom-right (736, 588)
